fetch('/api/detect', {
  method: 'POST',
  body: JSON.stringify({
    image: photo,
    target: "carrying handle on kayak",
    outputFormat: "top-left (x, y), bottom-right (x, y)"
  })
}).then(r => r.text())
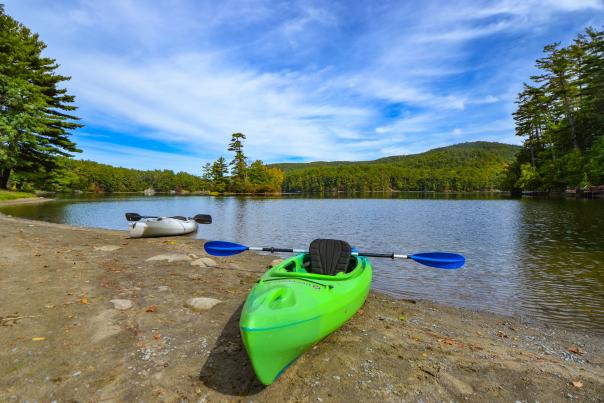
top-left (203, 241), bottom-right (465, 269)
top-left (125, 212), bottom-right (212, 224)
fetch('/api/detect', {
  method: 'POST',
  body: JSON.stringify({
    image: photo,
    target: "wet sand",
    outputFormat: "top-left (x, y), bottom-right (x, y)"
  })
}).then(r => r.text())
top-left (0, 201), bottom-right (602, 402)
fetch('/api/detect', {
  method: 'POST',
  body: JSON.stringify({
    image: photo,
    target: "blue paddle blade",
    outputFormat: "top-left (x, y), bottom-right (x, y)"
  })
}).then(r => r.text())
top-left (409, 252), bottom-right (465, 269)
top-left (204, 241), bottom-right (249, 257)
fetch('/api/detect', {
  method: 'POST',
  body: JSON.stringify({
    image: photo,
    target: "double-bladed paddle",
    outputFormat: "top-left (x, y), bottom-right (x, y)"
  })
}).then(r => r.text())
top-left (204, 240), bottom-right (465, 269)
top-left (125, 212), bottom-right (212, 224)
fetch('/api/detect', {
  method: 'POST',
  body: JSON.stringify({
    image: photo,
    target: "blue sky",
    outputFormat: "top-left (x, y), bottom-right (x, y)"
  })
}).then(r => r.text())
top-left (5, 0), bottom-right (604, 173)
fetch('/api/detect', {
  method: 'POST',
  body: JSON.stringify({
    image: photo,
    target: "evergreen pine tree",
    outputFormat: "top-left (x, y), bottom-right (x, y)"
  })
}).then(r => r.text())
top-left (0, 6), bottom-right (81, 188)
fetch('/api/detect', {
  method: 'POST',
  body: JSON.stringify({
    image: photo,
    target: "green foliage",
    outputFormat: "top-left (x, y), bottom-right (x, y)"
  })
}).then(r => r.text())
top-left (515, 163), bottom-right (540, 189)
top-left (205, 133), bottom-right (284, 193)
top-left (210, 156), bottom-right (229, 193)
top-left (0, 6), bottom-right (81, 188)
top-left (246, 160), bottom-right (284, 193)
top-left (508, 27), bottom-right (604, 191)
top-left (10, 159), bottom-right (207, 193)
top-left (228, 132), bottom-right (247, 191)
top-left (587, 136), bottom-right (604, 183)
top-left (0, 189), bottom-right (35, 200)
top-left (276, 142), bottom-right (519, 193)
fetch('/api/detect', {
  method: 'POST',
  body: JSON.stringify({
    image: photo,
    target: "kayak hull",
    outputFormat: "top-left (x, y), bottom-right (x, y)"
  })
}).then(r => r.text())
top-left (239, 253), bottom-right (372, 385)
top-left (128, 217), bottom-right (198, 238)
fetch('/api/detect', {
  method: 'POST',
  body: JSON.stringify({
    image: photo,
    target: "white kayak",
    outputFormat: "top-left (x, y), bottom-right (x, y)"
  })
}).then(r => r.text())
top-left (128, 216), bottom-right (198, 238)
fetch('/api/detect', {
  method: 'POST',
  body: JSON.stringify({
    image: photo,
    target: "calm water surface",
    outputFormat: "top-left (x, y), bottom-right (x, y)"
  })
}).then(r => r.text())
top-left (2, 194), bottom-right (603, 333)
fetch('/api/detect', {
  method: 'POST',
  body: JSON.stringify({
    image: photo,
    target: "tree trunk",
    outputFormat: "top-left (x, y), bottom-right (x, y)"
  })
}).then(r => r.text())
top-left (0, 168), bottom-right (11, 189)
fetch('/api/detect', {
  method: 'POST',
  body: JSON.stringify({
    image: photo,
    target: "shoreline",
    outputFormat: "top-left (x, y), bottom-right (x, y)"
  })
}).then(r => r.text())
top-left (0, 196), bottom-right (52, 206)
top-left (0, 213), bottom-right (602, 400)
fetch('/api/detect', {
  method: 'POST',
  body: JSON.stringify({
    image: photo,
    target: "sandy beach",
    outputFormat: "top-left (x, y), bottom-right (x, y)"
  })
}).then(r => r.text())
top-left (0, 200), bottom-right (602, 402)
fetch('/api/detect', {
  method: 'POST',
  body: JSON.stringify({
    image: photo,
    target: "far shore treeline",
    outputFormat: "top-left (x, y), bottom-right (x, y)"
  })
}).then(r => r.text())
top-left (1, 6), bottom-right (602, 196)
top-left (274, 142), bottom-right (518, 192)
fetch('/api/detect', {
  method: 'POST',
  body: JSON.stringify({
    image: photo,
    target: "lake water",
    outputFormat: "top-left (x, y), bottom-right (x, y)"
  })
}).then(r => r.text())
top-left (2, 193), bottom-right (603, 333)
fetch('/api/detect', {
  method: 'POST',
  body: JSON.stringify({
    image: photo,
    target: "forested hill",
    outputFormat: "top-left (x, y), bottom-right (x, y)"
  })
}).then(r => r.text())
top-left (274, 142), bottom-right (520, 192)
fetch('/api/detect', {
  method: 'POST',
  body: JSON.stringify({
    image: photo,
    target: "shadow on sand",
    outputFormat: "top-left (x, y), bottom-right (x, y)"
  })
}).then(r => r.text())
top-left (199, 304), bottom-right (265, 396)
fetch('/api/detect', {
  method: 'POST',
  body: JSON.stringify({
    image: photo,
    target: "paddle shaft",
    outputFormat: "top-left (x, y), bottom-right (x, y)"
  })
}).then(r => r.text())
top-left (249, 247), bottom-right (307, 254)
top-left (249, 247), bottom-right (407, 259)
top-left (357, 252), bottom-right (408, 259)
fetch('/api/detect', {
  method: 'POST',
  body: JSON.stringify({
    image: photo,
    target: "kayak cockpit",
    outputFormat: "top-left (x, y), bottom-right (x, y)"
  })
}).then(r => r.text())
top-left (267, 254), bottom-right (366, 283)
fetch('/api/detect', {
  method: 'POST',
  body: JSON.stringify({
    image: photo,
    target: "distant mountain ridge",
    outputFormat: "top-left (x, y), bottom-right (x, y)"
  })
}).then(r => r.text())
top-left (274, 142), bottom-right (520, 192)
top-left (271, 142), bottom-right (519, 172)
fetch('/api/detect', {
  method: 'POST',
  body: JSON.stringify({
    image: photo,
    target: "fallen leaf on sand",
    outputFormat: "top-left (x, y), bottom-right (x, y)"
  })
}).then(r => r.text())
top-left (358, 309), bottom-right (364, 316)
top-left (44, 304), bottom-right (54, 309)
top-left (572, 381), bottom-right (583, 388)
top-left (153, 332), bottom-right (161, 340)
top-left (146, 305), bottom-right (158, 313)
top-left (80, 298), bottom-right (89, 304)
top-left (497, 331), bottom-right (508, 338)
top-left (399, 315), bottom-right (406, 321)
top-left (568, 346), bottom-right (585, 355)
top-left (32, 337), bottom-right (45, 341)
top-left (421, 352), bottom-right (428, 358)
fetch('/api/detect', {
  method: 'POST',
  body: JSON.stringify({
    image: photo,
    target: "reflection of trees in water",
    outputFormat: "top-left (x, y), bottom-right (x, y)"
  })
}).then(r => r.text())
top-left (0, 201), bottom-right (68, 223)
top-left (516, 199), bottom-right (604, 331)
top-left (281, 191), bottom-right (513, 200)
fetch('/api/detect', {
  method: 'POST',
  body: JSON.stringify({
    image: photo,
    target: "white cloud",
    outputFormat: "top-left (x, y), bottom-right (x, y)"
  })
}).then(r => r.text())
top-left (3, 0), bottom-right (601, 171)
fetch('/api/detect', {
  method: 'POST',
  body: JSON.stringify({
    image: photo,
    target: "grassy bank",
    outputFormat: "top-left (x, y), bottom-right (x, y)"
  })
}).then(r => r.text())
top-left (0, 190), bottom-right (36, 201)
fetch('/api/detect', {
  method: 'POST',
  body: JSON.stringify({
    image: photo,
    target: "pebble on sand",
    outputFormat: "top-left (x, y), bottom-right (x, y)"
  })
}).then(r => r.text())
top-left (146, 254), bottom-right (192, 263)
top-left (186, 297), bottom-right (221, 312)
top-left (110, 299), bottom-right (133, 310)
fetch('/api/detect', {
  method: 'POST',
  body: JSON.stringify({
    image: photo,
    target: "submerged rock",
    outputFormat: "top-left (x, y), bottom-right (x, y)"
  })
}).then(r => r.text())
top-left (186, 297), bottom-right (221, 312)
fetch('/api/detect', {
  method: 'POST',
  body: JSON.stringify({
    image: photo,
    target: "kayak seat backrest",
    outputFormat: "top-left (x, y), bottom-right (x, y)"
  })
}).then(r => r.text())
top-left (347, 255), bottom-right (358, 273)
top-left (309, 239), bottom-right (352, 276)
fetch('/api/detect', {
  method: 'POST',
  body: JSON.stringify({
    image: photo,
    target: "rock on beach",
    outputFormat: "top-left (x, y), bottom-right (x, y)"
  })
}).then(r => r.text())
top-left (110, 299), bottom-right (133, 310)
top-left (146, 253), bottom-right (192, 262)
top-left (190, 257), bottom-right (218, 267)
top-left (186, 297), bottom-right (221, 312)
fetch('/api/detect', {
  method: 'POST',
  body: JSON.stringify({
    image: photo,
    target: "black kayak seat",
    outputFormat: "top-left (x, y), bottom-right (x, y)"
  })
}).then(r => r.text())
top-left (309, 239), bottom-right (352, 276)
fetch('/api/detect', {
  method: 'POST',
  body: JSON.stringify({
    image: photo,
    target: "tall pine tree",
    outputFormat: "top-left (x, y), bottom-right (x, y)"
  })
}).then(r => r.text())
top-left (507, 27), bottom-right (604, 191)
top-left (0, 5), bottom-right (81, 189)
top-left (227, 132), bottom-right (247, 191)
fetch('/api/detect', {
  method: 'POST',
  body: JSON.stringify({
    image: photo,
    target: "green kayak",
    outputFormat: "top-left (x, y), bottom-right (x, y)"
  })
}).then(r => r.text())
top-left (239, 239), bottom-right (372, 385)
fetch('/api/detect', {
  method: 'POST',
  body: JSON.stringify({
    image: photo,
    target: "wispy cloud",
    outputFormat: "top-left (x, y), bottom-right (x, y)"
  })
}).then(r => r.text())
top-left (4, 0), bottom-right (603, 171)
